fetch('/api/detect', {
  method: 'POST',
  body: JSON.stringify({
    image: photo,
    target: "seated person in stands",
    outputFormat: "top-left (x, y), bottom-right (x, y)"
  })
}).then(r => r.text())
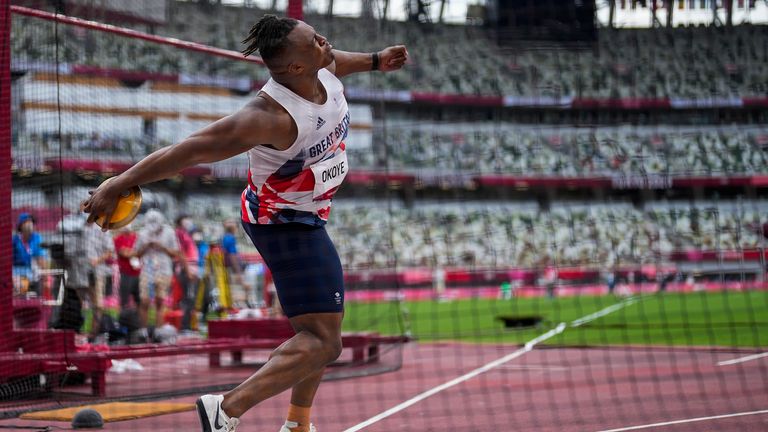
top-left (12, 213), bottom-right (48, 296)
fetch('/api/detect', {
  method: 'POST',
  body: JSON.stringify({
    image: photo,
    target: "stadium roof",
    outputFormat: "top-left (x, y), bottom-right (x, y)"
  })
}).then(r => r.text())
top-left (218, 0), bottom-right (768, 26)
top-left (217, 0), bottom-right (473, 23)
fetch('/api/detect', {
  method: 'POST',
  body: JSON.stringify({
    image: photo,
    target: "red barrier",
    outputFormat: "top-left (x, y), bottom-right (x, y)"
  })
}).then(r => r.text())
top-left (742, 97), bottom-right (768, 107)
top-left (345, 171), bottom-right (416, 184)
top-left (411, 92), bottom-right (504, 107)
top-left (11, 207), bottom-right (70, 232)
top-left (345, 281), bottom-right (768, 302)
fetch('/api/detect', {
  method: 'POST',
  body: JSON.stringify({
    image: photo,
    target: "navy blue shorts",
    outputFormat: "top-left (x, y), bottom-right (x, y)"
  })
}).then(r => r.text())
top-left (241, 222), bottom-right (344, 318)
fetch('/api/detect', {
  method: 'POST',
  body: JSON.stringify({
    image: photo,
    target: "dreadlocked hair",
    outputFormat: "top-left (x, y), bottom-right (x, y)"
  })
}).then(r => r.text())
top-left (241, 14), bottom-right (299, 60)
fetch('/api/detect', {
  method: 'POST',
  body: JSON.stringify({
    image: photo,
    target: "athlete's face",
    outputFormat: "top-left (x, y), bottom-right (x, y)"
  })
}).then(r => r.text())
top-left (288, 21), bottom-right (334, 72)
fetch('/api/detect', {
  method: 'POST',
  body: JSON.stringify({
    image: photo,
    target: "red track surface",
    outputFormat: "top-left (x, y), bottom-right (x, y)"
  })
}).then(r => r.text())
top-left (1, 343), bottom-right (766, 431)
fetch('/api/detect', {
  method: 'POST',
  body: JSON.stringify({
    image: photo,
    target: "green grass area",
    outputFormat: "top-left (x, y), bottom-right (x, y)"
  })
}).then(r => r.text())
top-left (342, 290), bottom-right (768, 347)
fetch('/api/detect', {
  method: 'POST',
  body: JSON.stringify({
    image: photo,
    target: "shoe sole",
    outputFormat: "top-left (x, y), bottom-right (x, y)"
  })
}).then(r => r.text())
top-left (196, 398), bottom-right (212, 432)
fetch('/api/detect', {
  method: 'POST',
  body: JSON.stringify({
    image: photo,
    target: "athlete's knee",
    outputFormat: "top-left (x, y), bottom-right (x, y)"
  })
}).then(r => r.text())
top-left (290, 312), bottom-right (343, 363)
top-left (295, 330), bottom-right (341, 365)
top-left (306, 332), bottom-right (341, 365)
top-left (320, 335), bottom-right (343, 364)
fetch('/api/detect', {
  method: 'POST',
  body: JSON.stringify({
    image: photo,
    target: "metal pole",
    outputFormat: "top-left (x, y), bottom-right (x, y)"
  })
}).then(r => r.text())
top-left (0, 0), bottom-right (13, 348)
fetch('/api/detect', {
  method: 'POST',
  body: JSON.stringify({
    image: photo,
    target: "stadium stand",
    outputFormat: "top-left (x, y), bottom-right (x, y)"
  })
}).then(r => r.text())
top-left (382, 124), bottom-right (768, 176)
top-left (5, 1), bottom-right (768, 429)
top-left (14, 125), bottom-right (768, 177)
top-left (12, 193), bottom-right (766, 271)
top-left (11, 4), bottom-right (768, 98)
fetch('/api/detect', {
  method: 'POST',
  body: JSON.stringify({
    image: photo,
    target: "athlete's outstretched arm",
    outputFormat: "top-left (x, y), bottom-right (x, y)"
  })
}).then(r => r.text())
top-left (82, 100), bottom-right (287, 227)
top-left (329, 45), bottom-right (408, 78)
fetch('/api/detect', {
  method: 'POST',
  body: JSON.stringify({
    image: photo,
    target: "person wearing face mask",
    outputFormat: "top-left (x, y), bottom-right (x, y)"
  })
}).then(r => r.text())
top-left (12, 213), bottom-right (48, 296)
top-left (175, 215), bottom-right (200, 332)
top-left (134, 209), bottom-right (180, 339)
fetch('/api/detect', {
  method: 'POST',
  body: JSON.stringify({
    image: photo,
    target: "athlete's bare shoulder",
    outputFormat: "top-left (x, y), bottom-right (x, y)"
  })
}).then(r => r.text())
top-left (239, 92), bottom-right (298, 151)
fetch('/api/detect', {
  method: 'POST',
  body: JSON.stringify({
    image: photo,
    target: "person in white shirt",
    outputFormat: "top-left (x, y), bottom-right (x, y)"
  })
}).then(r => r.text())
top-left (134, 209), bottom-right (180, 337)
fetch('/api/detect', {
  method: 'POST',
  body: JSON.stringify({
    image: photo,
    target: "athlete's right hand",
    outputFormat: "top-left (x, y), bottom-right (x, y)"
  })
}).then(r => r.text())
top-left (81, 177), bottom-right (123, 230)
top-left (378, 45), bottom-right (409, 72)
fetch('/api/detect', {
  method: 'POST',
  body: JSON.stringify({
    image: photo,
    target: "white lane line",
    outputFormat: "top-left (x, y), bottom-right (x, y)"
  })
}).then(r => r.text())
top-left (342, 322), bottom-right (567, 432)
top-left (717, 351), bottom-right (768, 366)
top-left (596, 409), bottom-right (768, 432)
top-left (571, 296), bottom-right (639, 328)
top-left (345, 294), bottom-right (643, 431)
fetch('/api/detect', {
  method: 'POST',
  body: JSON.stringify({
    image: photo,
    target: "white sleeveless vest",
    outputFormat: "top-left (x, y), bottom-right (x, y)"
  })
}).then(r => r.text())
top-left (241, 68), bottom-right (350, 226)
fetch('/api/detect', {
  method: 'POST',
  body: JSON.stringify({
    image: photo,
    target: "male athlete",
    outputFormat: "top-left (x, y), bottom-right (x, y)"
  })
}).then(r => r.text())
top-left (81, 14), bottom-right (408, 432)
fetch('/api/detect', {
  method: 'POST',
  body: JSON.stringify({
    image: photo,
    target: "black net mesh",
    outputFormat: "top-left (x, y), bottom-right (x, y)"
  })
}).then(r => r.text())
top-left (3, 1), bottom-right (768, 431)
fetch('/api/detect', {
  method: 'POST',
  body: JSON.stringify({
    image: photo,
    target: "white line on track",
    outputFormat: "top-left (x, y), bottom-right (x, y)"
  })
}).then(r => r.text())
top-left (342, 322), bottom-right (567, 432)
top-left (717, 351), bottom-right (768, 366)
top-left (570, 296), bottom-right (639, 327)
top-left (344, 296), bottom-right (645, 431)
top-left (595, 409), bottom-right (768, 431)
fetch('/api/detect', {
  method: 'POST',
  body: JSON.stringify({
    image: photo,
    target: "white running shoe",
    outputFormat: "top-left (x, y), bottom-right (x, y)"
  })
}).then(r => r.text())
top-left (196, 394), bottom-right (240, 432)
top-left (279, 421), bottom-right (317, 432)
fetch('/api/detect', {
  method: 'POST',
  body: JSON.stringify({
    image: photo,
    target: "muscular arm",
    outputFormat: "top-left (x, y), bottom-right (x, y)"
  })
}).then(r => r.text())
top-left (328, 50), bottom-right (375, 78)
top-left (110, 104), bottom-right (267, 190)
top-left (83, 98), bottom-right (290, 227)
top-left (328, 46), bottom-right (408, 78)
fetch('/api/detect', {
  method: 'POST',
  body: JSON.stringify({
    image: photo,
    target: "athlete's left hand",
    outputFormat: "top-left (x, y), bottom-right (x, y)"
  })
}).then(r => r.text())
top-left (378, 45), bottom-right (409, 72)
